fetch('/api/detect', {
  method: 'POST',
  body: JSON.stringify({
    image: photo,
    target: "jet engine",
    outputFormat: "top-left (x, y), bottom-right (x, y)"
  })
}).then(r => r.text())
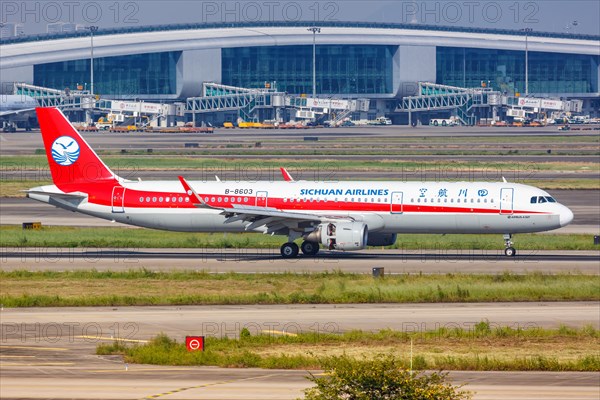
top-left (304, 222), bottom-right (368, 251)
top-left (366, 233), bottom-right (397, 247)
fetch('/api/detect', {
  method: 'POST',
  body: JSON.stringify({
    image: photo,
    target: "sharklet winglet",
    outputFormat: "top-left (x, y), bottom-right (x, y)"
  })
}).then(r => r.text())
top-left (280, 167), bottom-right (294, 182)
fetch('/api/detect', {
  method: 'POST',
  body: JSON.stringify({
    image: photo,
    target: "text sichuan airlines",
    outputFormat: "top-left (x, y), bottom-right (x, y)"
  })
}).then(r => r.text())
top-left (300, 188), bottom-right (390, 196)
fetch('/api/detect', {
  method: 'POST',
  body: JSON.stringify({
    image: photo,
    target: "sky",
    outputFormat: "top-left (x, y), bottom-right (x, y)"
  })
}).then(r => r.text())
top-left (1, 0), bottom-right (599, 36)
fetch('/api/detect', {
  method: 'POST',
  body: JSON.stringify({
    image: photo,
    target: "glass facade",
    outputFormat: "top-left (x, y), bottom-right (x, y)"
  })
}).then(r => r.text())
top-left (222, 45), bottom-right (394, 95)
top-left (34, 51), bottom-right (181, 95)
top-left (437, 47), bottom-right (599, 94)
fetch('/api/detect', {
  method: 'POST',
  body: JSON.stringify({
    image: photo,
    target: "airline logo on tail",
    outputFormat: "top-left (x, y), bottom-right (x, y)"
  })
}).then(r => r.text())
top-left (36, 108), bottom-right (117, 187)
top-left (51, 135), bottom-right (80, 166)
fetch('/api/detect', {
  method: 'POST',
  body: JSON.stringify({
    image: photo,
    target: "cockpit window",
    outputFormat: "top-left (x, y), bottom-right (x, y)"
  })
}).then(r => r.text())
top-left (531, 196), bottom-right (557, 204)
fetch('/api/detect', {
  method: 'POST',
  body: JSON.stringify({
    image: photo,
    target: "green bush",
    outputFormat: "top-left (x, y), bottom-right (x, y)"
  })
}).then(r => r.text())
top-left (303, 354), bottom-right (471, 400)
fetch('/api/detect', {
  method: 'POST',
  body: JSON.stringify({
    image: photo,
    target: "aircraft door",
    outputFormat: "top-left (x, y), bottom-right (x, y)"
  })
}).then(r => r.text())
top-left (499, 188), bottom-right (514, 215)
top-left (390, 191), bottom-right (403, 214)
top-left (256, 191), bottom-right (268, 207)
top-left (111, 186), bottom-right (126, 213)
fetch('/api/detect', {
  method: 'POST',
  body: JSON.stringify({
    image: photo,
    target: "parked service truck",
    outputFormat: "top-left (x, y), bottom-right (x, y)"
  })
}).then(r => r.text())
top-left (429, 116), bottom-right (459, 126)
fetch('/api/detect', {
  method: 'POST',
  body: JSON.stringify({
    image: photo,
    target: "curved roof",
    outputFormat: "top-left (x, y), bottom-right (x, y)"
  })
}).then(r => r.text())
top-left (2, 21), bottom-right (600, 44)
top-left (2, 21), bottom-right (599, 70)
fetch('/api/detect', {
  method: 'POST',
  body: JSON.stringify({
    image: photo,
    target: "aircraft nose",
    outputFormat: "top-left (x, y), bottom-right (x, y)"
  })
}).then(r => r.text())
top-left (559, 206), bottom-right (574, 227)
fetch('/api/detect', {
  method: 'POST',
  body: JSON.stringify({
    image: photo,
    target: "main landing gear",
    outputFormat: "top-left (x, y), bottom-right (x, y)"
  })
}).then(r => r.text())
top-left (280, 242), bottom-right (299, 258)
top-left (503, 234), bottom-right (516, 257)
top-left (300, 241), bottom-right (320, 256)
top-left (280, 241), bottom-right (320, 258)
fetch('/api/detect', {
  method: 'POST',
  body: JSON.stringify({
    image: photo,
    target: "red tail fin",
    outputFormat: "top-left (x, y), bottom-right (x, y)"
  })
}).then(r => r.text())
top-left (36, 107), bottom-right (119, 191)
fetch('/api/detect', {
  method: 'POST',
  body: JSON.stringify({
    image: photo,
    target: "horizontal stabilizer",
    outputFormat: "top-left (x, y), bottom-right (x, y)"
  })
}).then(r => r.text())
top-left (26, 189), bottom-right (87, 200)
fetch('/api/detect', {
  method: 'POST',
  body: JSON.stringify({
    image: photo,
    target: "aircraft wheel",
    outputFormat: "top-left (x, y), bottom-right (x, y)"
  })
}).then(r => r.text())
top-left (280, 242), bottom-right (299, 258)
top-left (504, 247), bottom-right (516, 257)
top-left (301, 241), bottom-right (320, 256)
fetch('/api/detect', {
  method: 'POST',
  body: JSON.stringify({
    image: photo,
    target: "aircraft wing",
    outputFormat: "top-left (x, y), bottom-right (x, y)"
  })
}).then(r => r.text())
top-left (0, 108), bottom-right (37, 118)
top-left (219, 204), bottom-right (326, 233)
top-left (222, 204), bottom-right (321, 222)
top-left (178, 176), bottom-right (349, 234)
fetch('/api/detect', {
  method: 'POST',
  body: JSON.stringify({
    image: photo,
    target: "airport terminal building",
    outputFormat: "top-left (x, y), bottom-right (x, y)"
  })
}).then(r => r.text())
top-left (1, 21), bottom-right (599, 122)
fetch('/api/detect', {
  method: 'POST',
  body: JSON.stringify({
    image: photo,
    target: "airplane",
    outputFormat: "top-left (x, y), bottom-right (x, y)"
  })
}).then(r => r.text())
top-left (0, 95), bottom-right (37, 132)
top-left (27, 107), bottom-right (574, 258)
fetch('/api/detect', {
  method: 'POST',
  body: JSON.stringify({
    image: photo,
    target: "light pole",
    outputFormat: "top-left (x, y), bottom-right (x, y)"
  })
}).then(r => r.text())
top-left (521, 28), bottom-right (532, 96)
top-left (307, 27), bottom-right (321, 98)
top-left (87, 26), bottom-right (98, 95)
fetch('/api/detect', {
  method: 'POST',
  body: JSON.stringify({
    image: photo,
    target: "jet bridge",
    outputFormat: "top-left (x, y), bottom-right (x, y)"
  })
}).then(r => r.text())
top-left (185, 82), bottom-right (369, 123)
top-left (16, 81), bottom-right (370, 125)
top-left (397, 82), bottom-right (500, 126)
top-left (186, 82), bottom-right (285, 122)
top-left (14, 83), bottom-right (95, 110)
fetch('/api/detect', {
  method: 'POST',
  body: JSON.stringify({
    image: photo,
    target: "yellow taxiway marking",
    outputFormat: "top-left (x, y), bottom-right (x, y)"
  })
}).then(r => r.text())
top-left (0, 345), bottom-right (68, 351)
top-left (0, 362), bottom-right (75, 366)
top-left (0, 355), bottom-right (37, 358)
top-left (90, 367), bottom-right (199, 373)
top-left (141, 373), bottom-right (282, 400)
top-left (75, 335), bottom-right (148, 343)
top-left (260, 329), bottom-right (298, 337)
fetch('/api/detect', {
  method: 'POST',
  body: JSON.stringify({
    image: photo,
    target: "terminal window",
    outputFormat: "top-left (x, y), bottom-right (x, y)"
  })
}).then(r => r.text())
top-left (34, 51), bottom-right (181, 95)
top-left (436, 47), bottom-right (598, 94)
top-left (222, 45), bottom-right (394, 95)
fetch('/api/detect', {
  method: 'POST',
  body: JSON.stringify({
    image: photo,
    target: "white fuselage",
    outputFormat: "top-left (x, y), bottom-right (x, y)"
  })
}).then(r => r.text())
top-left (28, 180), bottom-right (573, 235)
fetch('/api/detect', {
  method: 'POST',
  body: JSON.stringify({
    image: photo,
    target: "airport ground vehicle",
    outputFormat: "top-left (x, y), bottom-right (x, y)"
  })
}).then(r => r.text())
top-left (429, 117), bottom-right (459, 126)
top-left (370, 117), bottom-right (392, 125)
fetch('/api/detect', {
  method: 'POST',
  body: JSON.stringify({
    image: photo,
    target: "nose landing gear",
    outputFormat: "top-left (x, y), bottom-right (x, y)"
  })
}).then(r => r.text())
top-left (503, 234), bottom-right (516, 257)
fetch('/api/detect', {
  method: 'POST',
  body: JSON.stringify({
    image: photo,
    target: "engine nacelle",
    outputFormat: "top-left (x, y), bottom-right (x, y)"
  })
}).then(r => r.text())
top-left (367, 233), bottom-right (397, 247)
top-left (304, 222), bottom-right (368, 251)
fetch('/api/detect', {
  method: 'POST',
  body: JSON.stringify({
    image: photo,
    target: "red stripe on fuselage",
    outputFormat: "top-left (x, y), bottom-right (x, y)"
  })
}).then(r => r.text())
top-left (86, 187), bottom-right (548, 215)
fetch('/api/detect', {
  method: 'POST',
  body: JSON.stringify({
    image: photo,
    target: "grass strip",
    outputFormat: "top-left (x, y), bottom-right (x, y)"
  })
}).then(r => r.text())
top-left (1, 271), bottom-right (598, 307)
top-left (2, 155), bottom-right (597, 172)
top-left (96, 324), bottom-right (600, 371)
top-left (1, 226), bottom-right (598, 250)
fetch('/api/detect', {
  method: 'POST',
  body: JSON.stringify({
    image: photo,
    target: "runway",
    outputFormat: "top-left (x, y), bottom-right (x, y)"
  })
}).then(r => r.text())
top-left (1, 303), bottom-right (599, 399)
top-left (3, 302), bottom-right (599, 336)
top-left (1, 362), bottom-right (597, 400)
top-left (2, 126), bottom-right (599, 149)
top-left (2, 248), bottom-right (600, 274)
top-left (1, 127), bottom-right (599, 164)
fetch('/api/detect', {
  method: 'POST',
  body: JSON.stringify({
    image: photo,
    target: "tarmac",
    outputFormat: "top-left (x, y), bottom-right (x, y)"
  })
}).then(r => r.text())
top-left (1, 303), bottom-right (599, 399)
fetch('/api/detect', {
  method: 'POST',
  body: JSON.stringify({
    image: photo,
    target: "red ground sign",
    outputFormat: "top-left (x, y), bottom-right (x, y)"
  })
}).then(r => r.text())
top-left (185, 336), bottom-right (205, 351)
